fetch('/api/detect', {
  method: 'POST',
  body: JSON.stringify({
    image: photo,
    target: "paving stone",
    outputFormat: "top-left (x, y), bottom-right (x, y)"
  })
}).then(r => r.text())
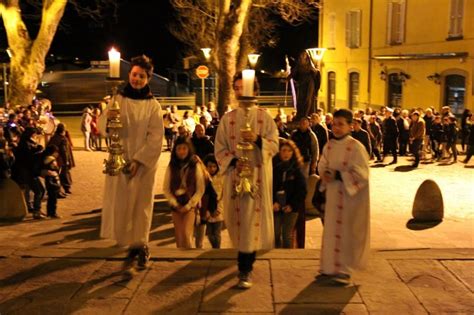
top-left (200, 260), bottom-right (273, 313)
top-left (440, 260), bottom-right (474, 292)
top-left (66, 297), bottom-right (130, 314)
top-left (144, 260), bottom-right (210, 286)
top-left (353, 258), bottom-right (427, 314)
top-left (272, 260), bottom-right (362, 304)
top-left (390, 259), bottom-right (474, 313)
top-left (0, 282), bottom-right (81, 315)
top-left (125, 281), bottom-right (202, 315)
top-left (275, 303), bottom-right (368, 314)
top-left (72, 261), bottom-right (147, 300)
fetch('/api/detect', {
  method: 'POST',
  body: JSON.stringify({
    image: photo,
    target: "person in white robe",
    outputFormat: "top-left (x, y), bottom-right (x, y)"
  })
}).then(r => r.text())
top-left (317, 109), bottom-right (370, 285)
top-left (99, 55), bottom-right (164, 271)
top-left (214, 73), bottom-right (279, 289)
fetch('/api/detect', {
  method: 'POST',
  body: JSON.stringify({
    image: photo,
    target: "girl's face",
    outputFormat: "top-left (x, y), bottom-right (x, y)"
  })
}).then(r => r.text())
top-left (279, 145), bottom-right (294, 162)
top-left (175, 144), bottom-right (190, 160)
top-left (206, 162), bottom-right (218, 176)
top-left (129, 66), bottom-right (149, 90)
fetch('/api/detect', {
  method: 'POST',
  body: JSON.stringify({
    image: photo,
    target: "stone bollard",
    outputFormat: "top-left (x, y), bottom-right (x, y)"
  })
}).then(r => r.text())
top-left (0, 178), bottom-right (28, 221)
top-left (412, 179), bottom-right (444, 222)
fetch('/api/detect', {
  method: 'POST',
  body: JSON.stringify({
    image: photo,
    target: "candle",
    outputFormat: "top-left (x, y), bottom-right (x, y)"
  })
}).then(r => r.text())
top-left (242, 69), bottom-right (255, 97)
top-left (108, 48), bottom-right (121, 78)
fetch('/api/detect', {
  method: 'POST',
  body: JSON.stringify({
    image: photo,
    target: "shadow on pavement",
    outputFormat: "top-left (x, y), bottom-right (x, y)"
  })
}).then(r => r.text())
top-left (0, 263), bottom-right (131, 314)
top-left (279, 280), bottom-right (359, 314)
top-left (406, 218), bottom-right (442, 230)
top-left (394, 165), bottom-right (417, 172)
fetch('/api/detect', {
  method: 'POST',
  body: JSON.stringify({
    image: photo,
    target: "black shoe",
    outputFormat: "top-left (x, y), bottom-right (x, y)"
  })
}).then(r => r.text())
top-left (122, 247), bottom-right (140, 272)
top-left (137, 245), bottom-right (150, 270)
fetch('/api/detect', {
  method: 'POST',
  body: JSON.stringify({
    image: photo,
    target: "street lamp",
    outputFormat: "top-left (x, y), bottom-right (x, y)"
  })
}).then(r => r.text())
top-left (306, 48), bottom-right (326, 69)
top-left (201, 48), bottom-right (211, 62)
top-left (248, 53), bottom-right (260, 69)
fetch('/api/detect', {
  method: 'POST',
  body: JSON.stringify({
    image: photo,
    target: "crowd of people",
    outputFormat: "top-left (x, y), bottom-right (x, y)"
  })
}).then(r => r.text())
top-left (0, 101), bottom-right (75, 219)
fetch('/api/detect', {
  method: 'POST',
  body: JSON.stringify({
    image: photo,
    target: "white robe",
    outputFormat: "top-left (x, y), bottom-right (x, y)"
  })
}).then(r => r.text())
top-left (318, 135), bottom-right (370, 275)
top-left (99, 95), bottom-right (164, 247)
top-left (215, 106), bottom-right (279, 252)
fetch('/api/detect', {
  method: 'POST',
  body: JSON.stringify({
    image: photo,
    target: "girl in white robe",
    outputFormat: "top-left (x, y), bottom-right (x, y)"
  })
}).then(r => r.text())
top-left (317, 109), bottom-right (370, 285)
top-left (99, 56), bottom-right (164, 272)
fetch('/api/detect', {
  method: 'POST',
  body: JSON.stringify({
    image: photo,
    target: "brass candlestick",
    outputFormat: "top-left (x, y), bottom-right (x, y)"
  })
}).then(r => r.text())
top-left (103, 78), bottom-right (129, 176)
top-left (233, 96), bottom-right (258, 199)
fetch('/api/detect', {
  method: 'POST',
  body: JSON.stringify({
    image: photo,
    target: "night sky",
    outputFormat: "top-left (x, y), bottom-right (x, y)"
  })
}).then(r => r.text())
top-left (3, 1), bottom-right (318, 76)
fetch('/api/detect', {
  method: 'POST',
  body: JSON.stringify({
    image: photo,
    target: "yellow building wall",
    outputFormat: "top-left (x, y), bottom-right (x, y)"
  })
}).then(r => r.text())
top-left (319, 0), bottom-right (473, 113)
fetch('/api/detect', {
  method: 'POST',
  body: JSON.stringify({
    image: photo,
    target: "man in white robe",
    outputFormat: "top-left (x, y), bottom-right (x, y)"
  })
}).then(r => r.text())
top-left (215, 74), bottom-right (279, 289)
top-left (99, 56), bottom-right (164, 272)
top-left (317, 109), bottom-right (370, 285)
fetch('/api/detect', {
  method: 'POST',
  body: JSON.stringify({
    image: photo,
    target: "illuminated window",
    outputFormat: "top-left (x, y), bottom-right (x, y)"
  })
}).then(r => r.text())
top-left (448, 0), bottom-right (464, 38)
top-left (387, 0), bottom-right (406, 45)
top-left (345, 10), bottom-right (361, 48)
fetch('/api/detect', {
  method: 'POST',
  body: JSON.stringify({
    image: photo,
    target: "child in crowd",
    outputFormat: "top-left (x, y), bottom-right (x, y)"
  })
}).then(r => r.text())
top-left (204, 154), bottom-right (224, 249)
top-left (317, 109), bottom-right (370, 285)
top-left (430, 115), bottom-right (444, 161)
top-left (163, 136), bottom-right (206, 248)
top-left (272, 139), bottom-right (306, 248)
top-left (41, 144), bottom-right (61, 218)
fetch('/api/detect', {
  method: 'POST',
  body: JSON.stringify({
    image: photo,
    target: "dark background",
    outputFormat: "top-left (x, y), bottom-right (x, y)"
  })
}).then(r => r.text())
top-left (1, 1), bottom-right (318, 76)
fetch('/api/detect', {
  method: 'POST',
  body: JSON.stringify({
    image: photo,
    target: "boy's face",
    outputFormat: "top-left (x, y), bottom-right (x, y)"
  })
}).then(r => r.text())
top-left (206, 162), bottom-right (218, 176)
top-left (332, 117), bottom-right (352, 138)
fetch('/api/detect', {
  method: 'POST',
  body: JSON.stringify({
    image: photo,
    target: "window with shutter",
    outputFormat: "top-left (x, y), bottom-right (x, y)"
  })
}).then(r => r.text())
top-left (328, 13), bottom-right (336, 49)
top-left (448, 0), bottom-right (464, 38)
top-left (345, 10), bottom-right (361, 48)
top-left (387, 0), bottom-right (406, 45)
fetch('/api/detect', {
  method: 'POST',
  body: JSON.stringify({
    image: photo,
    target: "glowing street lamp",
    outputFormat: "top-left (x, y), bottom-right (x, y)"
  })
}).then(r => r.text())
top-left (306, 48), bottom-right (326, 69)
top-left (248, 53), bottom-right (260, 69)
top-left (201, 48), bottom-right (211, 61)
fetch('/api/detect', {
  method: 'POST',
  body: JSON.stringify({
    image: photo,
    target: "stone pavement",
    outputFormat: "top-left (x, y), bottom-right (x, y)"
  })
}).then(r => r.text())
top-left (0, 124), bottom-right (473, 314)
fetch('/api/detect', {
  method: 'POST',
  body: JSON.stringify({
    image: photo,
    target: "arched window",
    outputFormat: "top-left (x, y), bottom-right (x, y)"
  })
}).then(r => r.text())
top-left (444, 74), bottom-right (465, 115)
top-left (328, 72), bottom-right (336, 113)
top-left (388, 73), bottom-right (403, 108)
top-left (348, 72), bottom-right (359, 109)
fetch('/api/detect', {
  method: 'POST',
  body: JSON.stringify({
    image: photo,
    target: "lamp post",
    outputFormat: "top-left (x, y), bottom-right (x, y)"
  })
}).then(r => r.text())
top-left (247, 53), bottom-right (260, 69)
top-left (306, 48), bottom-right (326, 69)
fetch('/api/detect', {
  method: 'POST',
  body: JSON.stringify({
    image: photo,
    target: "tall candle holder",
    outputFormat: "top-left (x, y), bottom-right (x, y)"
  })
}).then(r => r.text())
top-left (233, 95), bottom-right (259, 199)
top-left (103, 77), bottom-right (129, 176)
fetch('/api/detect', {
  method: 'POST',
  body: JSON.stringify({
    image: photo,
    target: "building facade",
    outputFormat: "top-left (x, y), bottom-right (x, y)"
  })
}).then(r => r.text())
top-left (318, 0), bottom-right (473, 115)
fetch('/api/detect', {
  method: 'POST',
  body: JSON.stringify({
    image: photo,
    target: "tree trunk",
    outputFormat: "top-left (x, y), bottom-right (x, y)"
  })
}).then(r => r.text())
top-left (1, 0), bottom-right (67, 107)
top-left (215, 0), bottom-right (252, 117)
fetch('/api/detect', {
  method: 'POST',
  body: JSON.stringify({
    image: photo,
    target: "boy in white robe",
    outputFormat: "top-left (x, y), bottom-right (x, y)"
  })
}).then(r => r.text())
top-left (317, 109), bottom-right (370, 285)
top-left (215, 74), bottom-right (279, 289)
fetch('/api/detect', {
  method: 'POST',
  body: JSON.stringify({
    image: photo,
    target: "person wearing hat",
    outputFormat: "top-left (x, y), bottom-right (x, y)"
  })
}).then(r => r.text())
top-left (381, 107), bottom-right (399, 165)
top-left (409, 111), bottom-right (425, 168)
top-left (48, 123), bottom-right (75, 194)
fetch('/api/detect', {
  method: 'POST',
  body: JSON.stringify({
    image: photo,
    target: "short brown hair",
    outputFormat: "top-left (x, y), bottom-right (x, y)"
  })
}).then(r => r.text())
top-left (130, 55), bottom-right (154, 78)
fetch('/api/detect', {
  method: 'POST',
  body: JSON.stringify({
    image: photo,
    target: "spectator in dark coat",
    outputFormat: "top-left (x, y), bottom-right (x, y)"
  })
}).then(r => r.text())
top-left (191, 124), bottom-right (214, 161)
top-left (48, 123), bottom-right (74, 194)
top-left (310, 113), bottom-right (329, 156)
top-left (382, 108), bottom-right (399, 164)
top-left (11, 127), bottom-right (45, 219)
top-left (352, 118), bottom-right (372, 157)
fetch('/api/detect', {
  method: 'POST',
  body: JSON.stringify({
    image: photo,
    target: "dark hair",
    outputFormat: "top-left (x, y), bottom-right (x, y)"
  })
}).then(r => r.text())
top-left (278, 139), bottom-right (304, 168)
top-left (333, 109), bottom-right (353, 124)
top-left (233, 72), bottom-right (260, 95)
top-left (44, 144), bottom-right (59, 156)
top-left (170, 136), bottom-right (195, 168)
top-left (130, 55), bottom-right (154, 78)
top-left (203, 153), bottom-right (219, 173)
